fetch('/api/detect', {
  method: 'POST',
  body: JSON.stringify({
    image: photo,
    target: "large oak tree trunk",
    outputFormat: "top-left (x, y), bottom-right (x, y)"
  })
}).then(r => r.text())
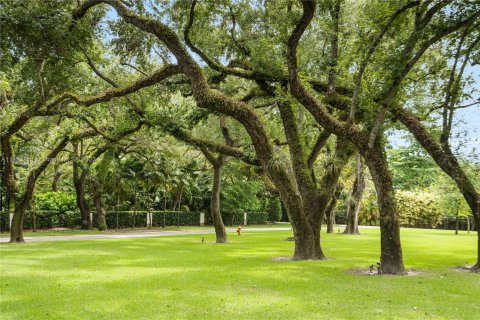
top-left (10, 203), bottom-right (26, 243)
top-left (363, 144), bottom-right (405, 274)
top-left (306, 193), bottom-right (328, 260)
top-left (211, 163), bottom-right (227, 243)
top-left (344, 154), bottom-right (365, 235)
top-left (277, 184), bottom-right (325, 260)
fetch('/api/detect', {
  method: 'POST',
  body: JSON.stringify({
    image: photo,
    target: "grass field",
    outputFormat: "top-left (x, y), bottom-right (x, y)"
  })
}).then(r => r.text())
top-left (0, 227), bottom-right (478, 319)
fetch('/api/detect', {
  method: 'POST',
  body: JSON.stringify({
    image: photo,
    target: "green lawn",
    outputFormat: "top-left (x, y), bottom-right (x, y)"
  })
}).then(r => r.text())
top-left (0, 228), bottom-right (478, 319)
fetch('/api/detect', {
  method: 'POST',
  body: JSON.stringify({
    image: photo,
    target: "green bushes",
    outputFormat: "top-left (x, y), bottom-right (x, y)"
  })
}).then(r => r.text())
top-left (35, 192), bottom-right (77, 212)
top-left (221, 180), bottom-right (262, 213)
top-left (265, 198), bottom-right (282, 222)
top-left (358, 193), bottom-right (380, 226)
top-left (20, 192), bottom-right (80, 229)
top-left (358, 191), bottom-right (443, 228)
top-left (396, 191), bottom-right (442, 228)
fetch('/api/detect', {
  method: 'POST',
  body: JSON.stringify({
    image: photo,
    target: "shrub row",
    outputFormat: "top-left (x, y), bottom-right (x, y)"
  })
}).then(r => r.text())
top-left (0, 210), bottom-right (268, 231)
top-left (203, 211), bottom-right (268, 226)
top-left (0, 211), bottom-right (81, 231)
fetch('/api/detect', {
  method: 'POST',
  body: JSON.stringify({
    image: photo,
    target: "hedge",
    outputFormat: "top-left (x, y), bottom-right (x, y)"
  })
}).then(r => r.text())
top-left (0, 211), bottom-right (81, 231)
top-left (0, 210), bottom-right (268, 231)
top-left (265, 198), bottom-right (282, 222)
top-left (204, 211), bottom-right (267, 226)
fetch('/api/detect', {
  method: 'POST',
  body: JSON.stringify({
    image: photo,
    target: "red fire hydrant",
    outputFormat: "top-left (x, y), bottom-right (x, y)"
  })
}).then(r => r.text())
top-left (237, 225), bottom-right (242, 236)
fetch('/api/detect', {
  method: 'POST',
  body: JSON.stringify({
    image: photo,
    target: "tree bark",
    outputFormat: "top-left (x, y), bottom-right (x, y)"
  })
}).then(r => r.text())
top-left (73, 162), bottom-right (91, 230)
top-left (93, 182), bottom-right (107, 231)
top-left (326, 187), bottom-right (341, 234)
top-left (473, 233), bottom-right (480, 270)
top-left (51, 164), bottom-right (62, 191)
top-left (344, 154), bottom-right (365, 235)
top-left (170, 185), bottom-right (183, 211)
top-left (9, 203), bottom-right (26, 243)
top-left (211, 163), bottom-right (227, 243)
top-left (363, 143), bottom-right (405, 274)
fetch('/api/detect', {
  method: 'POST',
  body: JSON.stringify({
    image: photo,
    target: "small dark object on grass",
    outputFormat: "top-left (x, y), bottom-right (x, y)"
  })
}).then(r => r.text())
top-left (369, 262), bottom-right (382, 275)
top-left (284, 237), bottom-right (295, 241)
top-left (201, 237), bottom-right (204, 243)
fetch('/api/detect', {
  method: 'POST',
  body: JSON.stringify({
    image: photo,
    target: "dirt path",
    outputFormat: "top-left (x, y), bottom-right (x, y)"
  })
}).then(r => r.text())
top-left (0, 227), bottom-right (293, 243)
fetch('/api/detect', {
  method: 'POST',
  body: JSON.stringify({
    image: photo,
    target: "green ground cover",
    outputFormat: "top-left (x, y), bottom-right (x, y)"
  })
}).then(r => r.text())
top-left (0, 228), bottom-right (478, 319)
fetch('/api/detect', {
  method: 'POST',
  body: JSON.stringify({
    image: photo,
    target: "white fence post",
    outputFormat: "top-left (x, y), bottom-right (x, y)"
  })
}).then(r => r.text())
top-left (9, 212), bottom-right (14, 229)
top-left (244, 212), bottom-right (247, 225)
top-left (89, 212), bottom-right (93, 226)
top-left (200, 212), bottom-right (205, 226)
top-left (146, 212), bottom-right (152, 228)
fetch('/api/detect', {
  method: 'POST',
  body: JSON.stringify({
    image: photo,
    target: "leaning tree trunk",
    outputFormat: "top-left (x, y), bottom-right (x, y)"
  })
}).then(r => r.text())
top-left (211, 163), bottom-right (227, 243)
top-left (363, 143), bottom-right (405, 275)
top-left (394, 109), bottom-right (480, 271)
top-left (344, 154), bottom-right (365, 235)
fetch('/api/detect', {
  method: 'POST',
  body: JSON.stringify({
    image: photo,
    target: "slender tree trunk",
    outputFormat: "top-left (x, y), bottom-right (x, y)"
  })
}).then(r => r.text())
top-left (94, 191), bottom-right (107, 231)
top-left (455, 212), bottom-right (459, 235)
top-left (170, 185), bottom-right (183, 211)
top-left (211, 163), bottom-right (227, 243)
top-left (325, 188), bottom-right (340, 234)
top-left (73, 163), bottom-right (91, 230)
top-left (72, 141), bottom-right (91, 229)
top-left (344, 154), bottom-right (365, 235)
top-left (92, 178), bottom-right (107, 231)
top-left (363, 143), bottom-right (405, 274)
top-left (51, 164), bottom-right (62, 192)
top-left (304, 140), bottom-right (353, 256)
